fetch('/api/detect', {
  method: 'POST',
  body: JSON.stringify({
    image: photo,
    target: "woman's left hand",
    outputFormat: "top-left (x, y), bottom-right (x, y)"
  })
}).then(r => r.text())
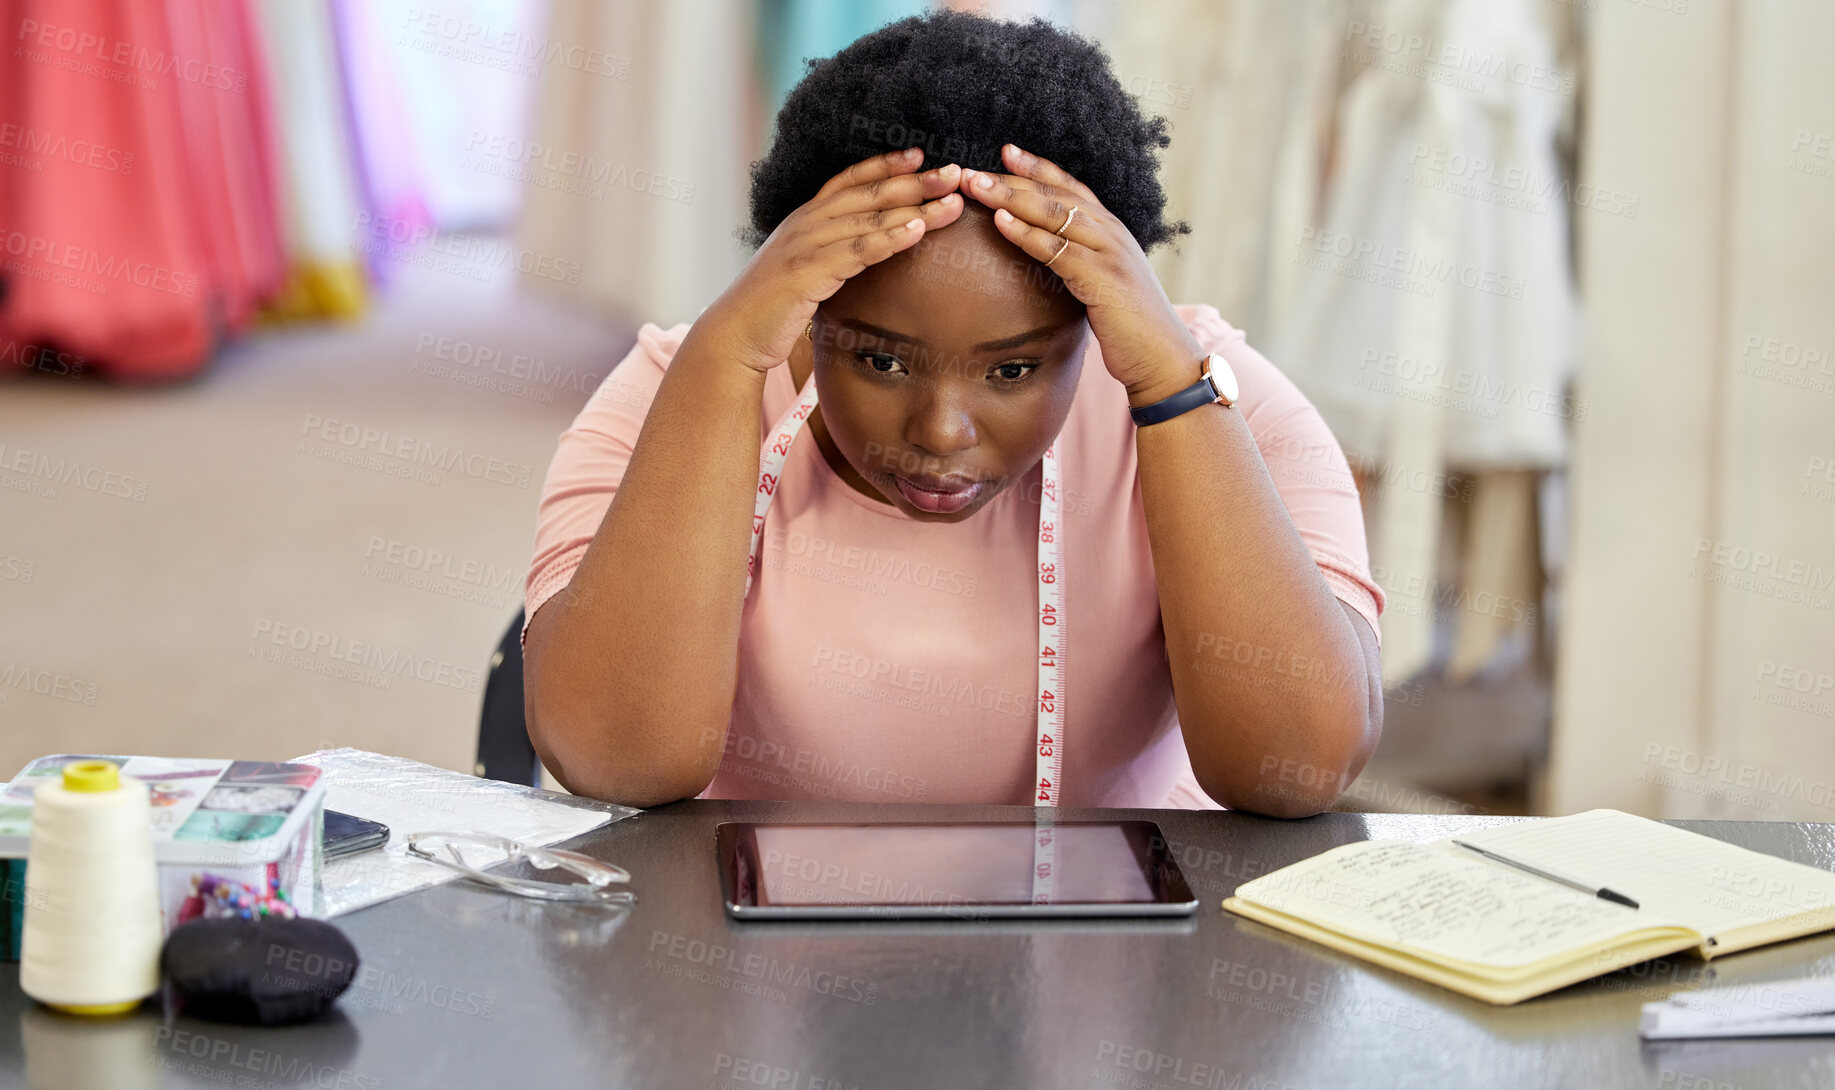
top-left (959, 143), bottom-right (1205, 406)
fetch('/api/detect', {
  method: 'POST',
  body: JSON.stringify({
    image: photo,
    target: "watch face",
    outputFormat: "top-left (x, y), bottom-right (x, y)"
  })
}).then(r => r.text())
top-left (1204, 354), bottom-right (1239, 405)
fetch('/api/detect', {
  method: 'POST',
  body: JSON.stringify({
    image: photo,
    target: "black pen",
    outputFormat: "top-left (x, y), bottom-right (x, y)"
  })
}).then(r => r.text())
top-left (1452, 840), bottom-right (1640, 909)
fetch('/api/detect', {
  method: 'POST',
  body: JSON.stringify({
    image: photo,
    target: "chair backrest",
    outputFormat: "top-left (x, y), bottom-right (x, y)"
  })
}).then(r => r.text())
top-left (476, 608), bottom-right (541, 786)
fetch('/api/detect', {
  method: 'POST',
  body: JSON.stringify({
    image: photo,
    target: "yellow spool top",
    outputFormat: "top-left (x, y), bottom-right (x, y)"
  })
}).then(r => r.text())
top-left (61, 760), bottom-right (120, 793)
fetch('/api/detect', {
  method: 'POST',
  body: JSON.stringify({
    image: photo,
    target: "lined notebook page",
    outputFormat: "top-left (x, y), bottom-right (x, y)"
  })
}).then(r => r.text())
top-left (1454, 809), bottom-right (1835, 942)
top-left (1234, 839), bottom-right (1664, 969)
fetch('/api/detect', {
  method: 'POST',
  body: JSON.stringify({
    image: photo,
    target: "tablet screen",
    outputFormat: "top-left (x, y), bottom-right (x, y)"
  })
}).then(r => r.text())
top-left (719, 821), bottom-right (1192, 914)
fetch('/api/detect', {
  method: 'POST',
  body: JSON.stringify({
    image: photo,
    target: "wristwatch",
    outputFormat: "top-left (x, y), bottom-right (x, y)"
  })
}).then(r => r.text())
top-left (1129, 353), bottom-right (1238, 427)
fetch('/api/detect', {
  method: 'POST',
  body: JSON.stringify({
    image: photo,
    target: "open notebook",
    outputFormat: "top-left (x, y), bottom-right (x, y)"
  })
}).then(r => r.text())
top-left (1221, 809), bottom-right (1835, 1005)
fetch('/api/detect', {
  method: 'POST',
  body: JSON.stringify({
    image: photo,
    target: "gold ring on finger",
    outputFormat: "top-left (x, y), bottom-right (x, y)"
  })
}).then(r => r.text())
top-left (1055, 205), bottom-right (1080, 237)
top-left (1044, 236), bottom-right (1071, 268)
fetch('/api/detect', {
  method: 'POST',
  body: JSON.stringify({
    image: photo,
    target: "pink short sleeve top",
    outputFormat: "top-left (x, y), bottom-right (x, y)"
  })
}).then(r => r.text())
top-left (524, 304), bottom-right (1384, 809)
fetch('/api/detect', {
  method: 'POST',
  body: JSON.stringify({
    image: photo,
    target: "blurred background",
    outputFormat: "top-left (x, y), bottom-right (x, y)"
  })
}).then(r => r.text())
top-left (2, 0), bottom-right (1830, 820)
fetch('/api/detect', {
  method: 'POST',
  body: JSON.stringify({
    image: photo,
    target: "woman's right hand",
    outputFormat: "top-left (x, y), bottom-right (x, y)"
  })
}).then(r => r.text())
top-left (700, 147), bottom-right (965, 373)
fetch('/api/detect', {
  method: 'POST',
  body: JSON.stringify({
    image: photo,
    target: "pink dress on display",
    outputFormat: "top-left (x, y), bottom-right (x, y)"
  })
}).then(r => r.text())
top-left (0, 0), bottom-right (282, 380)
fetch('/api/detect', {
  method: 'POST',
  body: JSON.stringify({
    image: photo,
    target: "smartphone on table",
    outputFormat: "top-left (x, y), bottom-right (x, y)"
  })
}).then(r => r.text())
top-left (322, 809), bottom-right (390, 860)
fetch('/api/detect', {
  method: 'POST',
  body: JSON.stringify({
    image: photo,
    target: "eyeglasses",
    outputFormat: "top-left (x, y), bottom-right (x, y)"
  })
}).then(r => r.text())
top-left (405, 831), bottom-right (635, 906)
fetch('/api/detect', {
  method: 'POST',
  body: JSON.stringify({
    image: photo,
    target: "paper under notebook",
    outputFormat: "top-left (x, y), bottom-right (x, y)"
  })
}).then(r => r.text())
top-left (1221, 809), bottom-right (1835, 1005)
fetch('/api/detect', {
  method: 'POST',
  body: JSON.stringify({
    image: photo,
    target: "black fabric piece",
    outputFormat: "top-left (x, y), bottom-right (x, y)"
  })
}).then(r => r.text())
top-left (160, 917), bottom-right (358, 1025)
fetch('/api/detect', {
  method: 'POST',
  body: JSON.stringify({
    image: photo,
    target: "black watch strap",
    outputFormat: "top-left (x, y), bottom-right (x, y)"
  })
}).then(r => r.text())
top-left (1130, 375), bottom-right (1219, 427)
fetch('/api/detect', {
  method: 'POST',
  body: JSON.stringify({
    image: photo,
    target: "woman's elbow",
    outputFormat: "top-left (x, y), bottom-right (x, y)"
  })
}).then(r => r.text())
top-left (567, 766), bottom-right (708, 810)
top-left (1197, 708), bottom-right (1381, 818)
top-left (1208, 776), bottom-right (1343, 819)
top-left (1208, 776), bottom-right (1345, 819)
top-left (534, 729), bottom-right (713, 809)
top-left (524, 693), bottom-right (716, 809)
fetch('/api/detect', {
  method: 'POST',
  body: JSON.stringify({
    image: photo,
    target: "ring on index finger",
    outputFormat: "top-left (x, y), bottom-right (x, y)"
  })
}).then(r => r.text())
top-left (1044, 235), bottom-right (1071, 268)
top-left (1055, 205), bottom-right (1080, 238)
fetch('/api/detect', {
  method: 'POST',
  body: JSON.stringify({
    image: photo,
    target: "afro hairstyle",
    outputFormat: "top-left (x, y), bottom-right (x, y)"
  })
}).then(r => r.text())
top-left (744, 10), bottom-right (1188, 254)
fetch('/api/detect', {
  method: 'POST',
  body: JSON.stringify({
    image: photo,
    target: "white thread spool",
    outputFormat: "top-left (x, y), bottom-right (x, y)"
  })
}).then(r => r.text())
top-left (20, 760), bottom-right (163, 1015)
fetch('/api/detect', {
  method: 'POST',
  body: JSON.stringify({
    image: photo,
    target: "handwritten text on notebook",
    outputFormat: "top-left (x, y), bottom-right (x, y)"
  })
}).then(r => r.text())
top-left (1240, 841), bottom-right (1652, 968)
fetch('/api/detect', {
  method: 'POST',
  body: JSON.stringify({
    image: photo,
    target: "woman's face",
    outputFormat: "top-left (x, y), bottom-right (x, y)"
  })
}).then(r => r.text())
top-left (808, 205), bottom-right (1090, 523)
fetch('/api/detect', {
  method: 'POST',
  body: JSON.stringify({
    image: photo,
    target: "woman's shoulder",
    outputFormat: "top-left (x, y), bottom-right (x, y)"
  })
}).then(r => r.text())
top-left (1167, 303), bottom-right (1384, 632)
top-left (577, 320), bottom-right (694, 411)
top-left (1172, 302), bottom-right (1248, 354)
top-left (1169, 302), bottom-right (1309, 416)
top-left (631, 320), bottom-right (695, 369)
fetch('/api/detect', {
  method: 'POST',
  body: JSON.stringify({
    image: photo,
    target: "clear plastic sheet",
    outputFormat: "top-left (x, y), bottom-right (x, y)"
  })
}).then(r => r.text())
top-left (290, 748), bottom-right (640, 919)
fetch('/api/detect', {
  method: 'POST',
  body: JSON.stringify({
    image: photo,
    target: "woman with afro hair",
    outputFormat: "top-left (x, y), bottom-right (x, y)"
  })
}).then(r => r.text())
top-left (520, 10), bottom-right (1386, 816)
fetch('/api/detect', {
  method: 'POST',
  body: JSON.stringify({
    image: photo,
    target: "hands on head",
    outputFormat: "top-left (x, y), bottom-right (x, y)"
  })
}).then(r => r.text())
top-left (708, 142), bottom-right (1193, 400)
top-left (709, 147), bottom-right (965, 374)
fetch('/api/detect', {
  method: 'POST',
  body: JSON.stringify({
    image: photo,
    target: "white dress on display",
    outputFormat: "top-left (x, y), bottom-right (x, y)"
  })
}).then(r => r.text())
top-left (1263, 0), bottom-right (1582, 683)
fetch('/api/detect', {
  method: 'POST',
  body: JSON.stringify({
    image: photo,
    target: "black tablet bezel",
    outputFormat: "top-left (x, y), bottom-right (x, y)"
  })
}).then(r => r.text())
top-left (715, 820), bottom-right (1199, 920)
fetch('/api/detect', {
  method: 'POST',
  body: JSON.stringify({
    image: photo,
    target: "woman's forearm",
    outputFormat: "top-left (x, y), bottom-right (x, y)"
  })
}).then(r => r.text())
top-left (1128, 360), bottom-right (1382, 818)
top-left (522, 151), bottom-right (966, 808)
top-left (524, 321), bottom-right (770, 807)
top-left (951, 145), bottom-right (1381, 816)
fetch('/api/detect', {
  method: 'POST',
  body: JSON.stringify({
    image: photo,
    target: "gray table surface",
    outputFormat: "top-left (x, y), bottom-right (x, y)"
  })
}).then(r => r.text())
top-left (5, 800), bottom-right (1835, 1090)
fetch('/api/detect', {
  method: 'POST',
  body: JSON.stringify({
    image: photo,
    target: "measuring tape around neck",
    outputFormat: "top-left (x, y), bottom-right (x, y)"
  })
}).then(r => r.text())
top-left (744, 370), bottom-right (1068, 810)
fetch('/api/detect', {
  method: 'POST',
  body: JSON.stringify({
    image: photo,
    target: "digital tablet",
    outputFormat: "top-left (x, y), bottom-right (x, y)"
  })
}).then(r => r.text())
top-left (716, 820), bottom-right (1198, 920)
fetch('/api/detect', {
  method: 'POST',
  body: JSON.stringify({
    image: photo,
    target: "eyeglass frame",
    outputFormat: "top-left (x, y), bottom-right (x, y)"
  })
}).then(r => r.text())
top-left (404, 830), bottom-right (635, 905)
